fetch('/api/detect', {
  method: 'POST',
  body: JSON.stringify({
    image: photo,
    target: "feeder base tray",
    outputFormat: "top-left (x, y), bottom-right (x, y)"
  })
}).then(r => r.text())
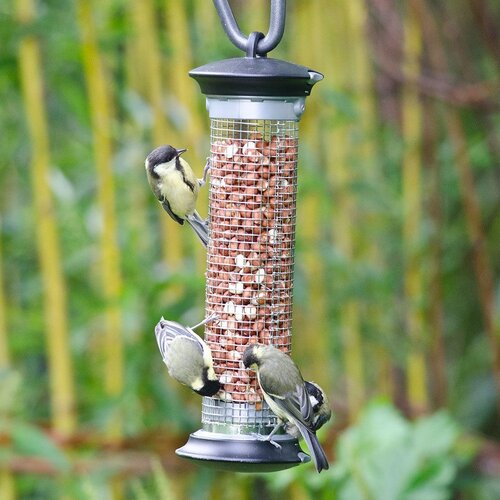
top-left (176, 429), bottom-right (310, 472)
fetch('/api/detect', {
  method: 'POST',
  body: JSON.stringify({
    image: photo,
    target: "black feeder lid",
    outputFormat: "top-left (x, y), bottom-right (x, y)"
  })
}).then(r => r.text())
top-left (189, 56), bottom-right (323, 98)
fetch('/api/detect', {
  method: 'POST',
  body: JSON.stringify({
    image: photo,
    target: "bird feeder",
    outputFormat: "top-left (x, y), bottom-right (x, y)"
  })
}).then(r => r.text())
top-left (176, 0), bottom-right (322, 472)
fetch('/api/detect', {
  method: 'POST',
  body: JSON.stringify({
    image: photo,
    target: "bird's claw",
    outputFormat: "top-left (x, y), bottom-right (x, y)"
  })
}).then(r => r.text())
top-left (206, 312), bottom-right (219, 324)
top-left (189, 313), bottom-right (219, 330)
top-left (251, 433), bottom-right (282, 449)
top-left (199, 157), bottom-right (211, 187)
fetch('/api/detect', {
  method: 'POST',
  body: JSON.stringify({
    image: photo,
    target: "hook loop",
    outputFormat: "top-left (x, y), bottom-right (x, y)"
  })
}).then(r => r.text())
top-left (213, 0), bottom-right (286, 56)
top-left (246, 32), bottom-right (265, 58)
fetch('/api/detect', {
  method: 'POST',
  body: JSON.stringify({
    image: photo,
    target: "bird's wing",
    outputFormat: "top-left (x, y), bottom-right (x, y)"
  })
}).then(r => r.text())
top-left (178, 157), bottom-right (199, 193)
top-left (160, 198), bottom-right (184, 225)
top-left (265, 380), bottom-right (315, 430)
top-left (154, 318), bottom-right (204, 360)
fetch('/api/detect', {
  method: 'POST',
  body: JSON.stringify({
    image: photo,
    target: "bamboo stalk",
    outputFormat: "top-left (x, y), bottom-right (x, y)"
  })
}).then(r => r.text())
top-left (422, 95), bottom-right (447, 408)
top-left (287, 1), bottom-right (332, 390)
top-left (0, 471), bottom-right (15, 500)
top-left (125, 1), bottom-right (163, 255)
top-left (129, 1), bottom-right (196, 420)
top-left (347, 0), bottom-right (394, 400)
top-left (0, 218), bottom-right (9, 368)
top-left (193, 0), bottom-right (219, 56)
top-left (322, 0), bottom-right (365, 421)
top-left (402, 4), bottom-right (429, 415)
top-left (163, 2), bottom-right (203, 142)
top-left (130, 0), bottom-right (183, 270)
top-left (76, 0), bottom-right (124, 443)
top-left (411, 0), bottom-right (500, 416)
top-left (130, 0), bottom-right (170, 148)
top-left (0, 219), bottom-right (15, 500)
top-left (244, 0), bottom-right (268, 36)
top-left (16, 0), bottom-right (76, 437)
top-left (123, 40), bottom-right (152, 258)
top-left (163, 0), bottom-right (207, 272)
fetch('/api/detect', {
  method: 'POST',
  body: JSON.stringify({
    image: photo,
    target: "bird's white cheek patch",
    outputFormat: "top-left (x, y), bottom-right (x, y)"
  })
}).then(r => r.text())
top-left (154, 160), bottom-right (176, 177)
top-left (191, 377), bottom-right (203, 391)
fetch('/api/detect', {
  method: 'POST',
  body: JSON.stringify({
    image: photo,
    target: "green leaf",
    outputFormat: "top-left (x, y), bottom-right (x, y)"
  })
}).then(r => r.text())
top-left (412, 412), bottom-right (460, 459)
top-left (151, 456), bottom-right (175, 500)
top-left (332, 402), bottom-right (462, 500)
top-left (10, 422), bottom-right (70, 472)
top-left (405, 460), bottom-right (457, 499)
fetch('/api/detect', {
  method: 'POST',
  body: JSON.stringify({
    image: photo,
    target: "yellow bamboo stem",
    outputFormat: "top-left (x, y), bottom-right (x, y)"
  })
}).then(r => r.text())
top-left (131, 0), bottom-right (183, 274)
top-left (122, 3), bottom-right (156, 258)
top-left (194, 0), bottom-right (218, 54)
top-left (123, 44), bottom-right (152, 257)
top-left (0, 219), bottom-right (9, 368)
top-left (76, 0), bottom-right (124, 442)
top-left (402, 8), bottom-right (428, 415)
top-left (324, 0), bottom-right (365, 421)
top-left (0, 470), bottom-right (15, 500)
top-left (347, 0), bottom-right (394, 399)
top-left (163, 2), bottom-right (202, 141)
top-left (0, 219), bottom-right (15, 500)
top-left (288, 1), bottom-right (331, 389)
top-left (131, 0), bottom-right (170, 148)
top-left (16, 0), bottom-right (76, 437)
top-left (446, 114), bottom-right (500, 407)
top-left (423, 95), bottom-right (447, 408)
top-left (411, 0), bottom-right (500, 415)
top-left (244, 0), bottom-right (268, 36)
top-left (164, 1), bottom-right (207, 272)
top-left (129, 1), bottom-right (195, 414)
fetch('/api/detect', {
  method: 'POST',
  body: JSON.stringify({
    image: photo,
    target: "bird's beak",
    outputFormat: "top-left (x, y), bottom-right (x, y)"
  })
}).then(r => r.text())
top-left (176, 148), bottom-right (187, 156)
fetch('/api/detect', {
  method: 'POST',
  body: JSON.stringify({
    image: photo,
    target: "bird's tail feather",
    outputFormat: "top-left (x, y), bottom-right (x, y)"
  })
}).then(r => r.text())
top-left (186, 210), bottom-right (209, 247)
top-left (296, 422), bottom-right (329, 473)
top-left (154, 319), bottom-right (192, 360)
top-left (155, 319), bottom-right (187, 342)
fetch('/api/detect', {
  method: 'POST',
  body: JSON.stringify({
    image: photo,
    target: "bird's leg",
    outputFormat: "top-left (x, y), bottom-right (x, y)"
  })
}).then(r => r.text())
top-left (190, 312), bottom-right (219, 330)
top-left (198, 157), bottom-right (211, 187)
top-left (251, 422), bottom-right (283, 449)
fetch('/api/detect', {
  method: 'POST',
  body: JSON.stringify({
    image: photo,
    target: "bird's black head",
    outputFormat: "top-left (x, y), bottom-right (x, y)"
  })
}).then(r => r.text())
top-left (146, 144), bottom-right (186, 170)
top-left (242, 344), bottom-right (261, 369)
top-left (194, 376), bottom-right (222, 397)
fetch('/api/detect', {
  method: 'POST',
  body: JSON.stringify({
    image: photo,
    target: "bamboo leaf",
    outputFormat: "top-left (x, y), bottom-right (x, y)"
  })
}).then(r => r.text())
top-left (151, 457), bottom-right (175, 500)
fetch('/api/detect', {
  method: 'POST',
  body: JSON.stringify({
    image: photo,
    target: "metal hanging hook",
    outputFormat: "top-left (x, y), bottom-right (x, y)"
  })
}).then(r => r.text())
top-left (213, 0), bottom-right (286, 56)
top-left (246, 32), bottom-right (265, 58)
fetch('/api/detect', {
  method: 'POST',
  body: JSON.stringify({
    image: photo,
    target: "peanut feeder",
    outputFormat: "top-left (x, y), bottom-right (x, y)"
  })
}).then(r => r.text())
top-left (176, 2), bottom-right (322, 472)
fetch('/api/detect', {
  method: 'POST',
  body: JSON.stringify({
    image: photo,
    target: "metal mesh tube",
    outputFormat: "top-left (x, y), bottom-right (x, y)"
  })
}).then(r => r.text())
top-left (203, 118), bottom-right (298, 433)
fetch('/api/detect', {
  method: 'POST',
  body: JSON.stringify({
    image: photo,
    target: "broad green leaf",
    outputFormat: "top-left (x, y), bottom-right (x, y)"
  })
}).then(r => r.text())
top-left (10, 422), bottom-right (70, 472)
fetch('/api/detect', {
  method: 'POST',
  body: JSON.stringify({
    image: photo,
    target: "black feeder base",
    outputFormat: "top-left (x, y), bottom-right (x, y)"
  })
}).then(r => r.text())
top-left (176, 430), bottom-right (310, 473)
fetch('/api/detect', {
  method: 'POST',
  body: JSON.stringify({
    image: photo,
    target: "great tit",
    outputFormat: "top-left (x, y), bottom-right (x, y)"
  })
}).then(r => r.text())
top-left (243, 344), bottom-right (330, 473)
top-left (145, 144), bottom-right (209, 247)
top-left (154, 314), bottom-right (221, 396)
top-left (285, 380), bottom-right (332, 438)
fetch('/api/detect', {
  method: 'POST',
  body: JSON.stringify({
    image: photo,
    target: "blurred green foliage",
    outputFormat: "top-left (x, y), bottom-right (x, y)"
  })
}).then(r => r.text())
top-left (263, 401), bottom-right (474, 500)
